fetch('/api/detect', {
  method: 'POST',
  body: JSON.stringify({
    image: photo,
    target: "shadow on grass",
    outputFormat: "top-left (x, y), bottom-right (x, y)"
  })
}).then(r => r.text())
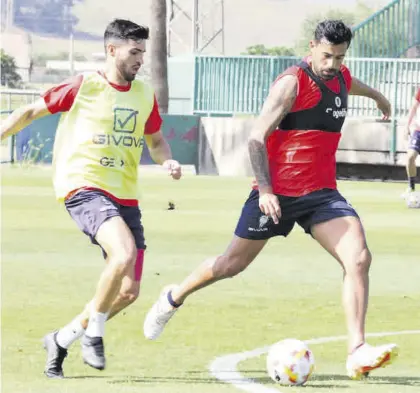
top-left (68, 370), bottom-right (420, 388)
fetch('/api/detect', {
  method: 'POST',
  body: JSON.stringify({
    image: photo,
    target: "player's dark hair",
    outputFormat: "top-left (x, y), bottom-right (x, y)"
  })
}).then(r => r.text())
top-left (314, 20), bottom-right (353, 47)
top-left (104, 19), bottom-right (149, 45)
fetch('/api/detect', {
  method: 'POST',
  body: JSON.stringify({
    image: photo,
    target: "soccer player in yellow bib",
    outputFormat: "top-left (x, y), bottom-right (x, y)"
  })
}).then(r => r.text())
top-left (0, 19), bottom-right (182, 377)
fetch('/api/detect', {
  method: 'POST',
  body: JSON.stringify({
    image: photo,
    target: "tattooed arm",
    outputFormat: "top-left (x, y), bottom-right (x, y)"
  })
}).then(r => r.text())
top-left (248, 74), bottom-right (297, 223)
top-left (248, 75), bottom-right (297, 190)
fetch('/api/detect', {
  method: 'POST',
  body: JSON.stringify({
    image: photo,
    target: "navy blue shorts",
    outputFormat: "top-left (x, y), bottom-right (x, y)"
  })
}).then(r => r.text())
top-left (234, 188), bottom-right (359, 240)
top-left (65, 189), bottom-right (146, 251)
top-left (409, 130), bottom-right (420, 153)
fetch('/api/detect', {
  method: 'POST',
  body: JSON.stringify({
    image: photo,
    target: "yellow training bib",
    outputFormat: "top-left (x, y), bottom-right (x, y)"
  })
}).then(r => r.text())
top-left (52, 72), bottom-right (155, 201)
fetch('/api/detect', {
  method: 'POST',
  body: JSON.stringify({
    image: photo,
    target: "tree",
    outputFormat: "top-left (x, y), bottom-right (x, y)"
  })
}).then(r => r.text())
top-left (242, 45), bottom-right (296, 56)
top-left (0, 50), bottom-right (22, 88)
top-left (150, 0), bottom-right (169, 113)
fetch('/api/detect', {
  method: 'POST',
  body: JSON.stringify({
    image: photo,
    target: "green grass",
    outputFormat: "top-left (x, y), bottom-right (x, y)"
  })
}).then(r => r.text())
top-left (1, 166), bottom-right (419, 393)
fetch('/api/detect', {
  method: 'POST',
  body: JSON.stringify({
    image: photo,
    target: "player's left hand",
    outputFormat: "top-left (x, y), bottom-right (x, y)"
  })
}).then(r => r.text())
top-left (375, 96), bottom-right (391, 120)
top-left (163, 159), bottom-right (182, 180)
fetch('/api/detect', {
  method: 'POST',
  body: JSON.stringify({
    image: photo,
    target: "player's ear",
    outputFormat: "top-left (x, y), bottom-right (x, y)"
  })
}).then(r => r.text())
top-left (106, 42), bottom-right (117, 57)
top-left (309, 40), bottom-right (318, 56)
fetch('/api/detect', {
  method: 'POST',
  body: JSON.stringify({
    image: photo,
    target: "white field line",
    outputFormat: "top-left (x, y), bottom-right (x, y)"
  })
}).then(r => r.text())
top-left (209, 330), bottom-right (420, 393)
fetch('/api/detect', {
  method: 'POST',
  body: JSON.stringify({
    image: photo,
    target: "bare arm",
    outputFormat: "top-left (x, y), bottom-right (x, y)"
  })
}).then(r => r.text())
top-left (144, 131), bottom-right (172, 164)
top-left (349, 77), bottom-right (391, 119)
top-left (248, 75), bottom-right (297, 193)
top-left (406, 97), bottom-right (419, 133)
top-left (349, 77), bottom-right (383, 100)
top-left (1, 98), bottom-right (51, 141)
top-left (144, 131), bottom-right (181, 179)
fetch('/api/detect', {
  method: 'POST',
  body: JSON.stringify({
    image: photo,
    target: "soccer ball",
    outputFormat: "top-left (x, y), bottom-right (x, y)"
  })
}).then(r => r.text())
top-left (406, 192), bottom-right (420, 208)
top-left (266, 339), bottom-right (315, 386)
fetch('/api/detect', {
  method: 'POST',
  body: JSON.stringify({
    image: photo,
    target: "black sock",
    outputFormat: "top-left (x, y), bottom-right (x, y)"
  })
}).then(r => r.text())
top-left (409, 177), bottom-right (416, 191)
top-left (167, 290), bottom-right (182, 308)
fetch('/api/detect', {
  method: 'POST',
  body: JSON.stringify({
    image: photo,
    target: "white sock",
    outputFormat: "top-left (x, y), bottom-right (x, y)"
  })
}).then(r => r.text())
top-left (56, 316), bottom-right (86, 349)
top-left (85, 310), bottom-right (108, 338)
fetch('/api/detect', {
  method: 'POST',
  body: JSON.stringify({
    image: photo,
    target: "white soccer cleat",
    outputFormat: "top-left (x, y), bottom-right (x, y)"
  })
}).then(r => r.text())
top-left (143, 285), bottom-right (180, 340)
top-left (346, 343), bottom-right (399, 380)
top-left (400, 187), bottom-right (414, 200)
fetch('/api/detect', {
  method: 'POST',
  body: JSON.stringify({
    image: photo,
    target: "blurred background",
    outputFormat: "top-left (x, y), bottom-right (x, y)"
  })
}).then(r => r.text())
top-left (1, 0), bottom-right (420, 177)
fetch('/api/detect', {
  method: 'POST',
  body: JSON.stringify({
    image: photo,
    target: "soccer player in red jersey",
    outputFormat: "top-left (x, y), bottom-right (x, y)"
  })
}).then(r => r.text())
top-left (143, 20), bottom-right (398, 379)
top-left (402, 87), bottom-right (420, 196)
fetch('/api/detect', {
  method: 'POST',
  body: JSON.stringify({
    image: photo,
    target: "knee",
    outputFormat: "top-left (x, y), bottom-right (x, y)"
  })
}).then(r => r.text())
top-left (346, 248), bottom-right (372, 274)
top-left (110, 245), bottom-right (137, 275)
top-left (212, 254), bottom-right (248, 279)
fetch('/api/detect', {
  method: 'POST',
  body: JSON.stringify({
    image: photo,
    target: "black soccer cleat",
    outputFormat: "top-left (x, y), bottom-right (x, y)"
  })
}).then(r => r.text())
top-left (43, 331), bottom-right (68, 378)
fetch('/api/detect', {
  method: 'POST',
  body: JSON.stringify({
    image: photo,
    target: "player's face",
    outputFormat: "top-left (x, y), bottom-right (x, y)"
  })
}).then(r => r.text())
top-left (309, 39), bottom-right (348, 80)
top-left (114, 39), bottom-right (146, 82)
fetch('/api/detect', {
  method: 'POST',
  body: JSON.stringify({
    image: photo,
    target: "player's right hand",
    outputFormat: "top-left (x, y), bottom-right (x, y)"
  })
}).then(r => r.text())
top-left (405, 127), bottom-right (411, 140)
top-left (163, 159), bottom-right (182, 180)
top-left (258, 192), bottom-right (281, 224)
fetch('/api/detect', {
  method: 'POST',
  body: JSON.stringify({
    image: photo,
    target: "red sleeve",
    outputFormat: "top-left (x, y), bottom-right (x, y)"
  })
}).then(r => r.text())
top-left (144, 95), bottom-right (162, 134)
top-left (42, 74), bottom-right (83, 114)
top-left (340, 64), bottom-right (352, 91)
top-left (416, 88), bottom-right (420, 102)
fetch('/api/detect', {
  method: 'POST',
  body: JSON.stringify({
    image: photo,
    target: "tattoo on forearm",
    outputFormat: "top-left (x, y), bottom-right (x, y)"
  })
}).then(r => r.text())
top-left (248, 139), bottom-right (271, 189)
top-left (248, 84), bottom-right (296, 190)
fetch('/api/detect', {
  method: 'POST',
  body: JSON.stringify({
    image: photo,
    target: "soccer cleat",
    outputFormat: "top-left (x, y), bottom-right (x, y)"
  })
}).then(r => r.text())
top-left (143, 285), bottom-right (180, 340)
top-left (43, 331), bottom-right (68, 378)
top-left (346, 343), bottom-right (399, 380)
top-left (81, 335), bottom-right (106, 370)
top-left (401, 187), bottom-right (414, 200)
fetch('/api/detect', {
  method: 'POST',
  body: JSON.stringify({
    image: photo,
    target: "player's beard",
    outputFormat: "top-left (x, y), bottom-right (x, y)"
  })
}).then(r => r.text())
top-left (318, 67), bottom-right (339, 80)
top-left (312, 63), bottom-right (338, 81)
top-left (117, 61), bottom-right (139, 82)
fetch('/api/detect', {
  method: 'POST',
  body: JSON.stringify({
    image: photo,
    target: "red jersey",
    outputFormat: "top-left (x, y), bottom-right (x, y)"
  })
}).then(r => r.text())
top-left (263, 58), bottom-right (352, 197)
top-left (413, 87), bottom-right (420, 131)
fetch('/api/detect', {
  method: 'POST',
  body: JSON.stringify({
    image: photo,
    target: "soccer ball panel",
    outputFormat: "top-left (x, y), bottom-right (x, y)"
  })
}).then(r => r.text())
top-left (406, 192), bottom-right (420, 208)
top-left (267, 339), bottom-right (315, 386)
